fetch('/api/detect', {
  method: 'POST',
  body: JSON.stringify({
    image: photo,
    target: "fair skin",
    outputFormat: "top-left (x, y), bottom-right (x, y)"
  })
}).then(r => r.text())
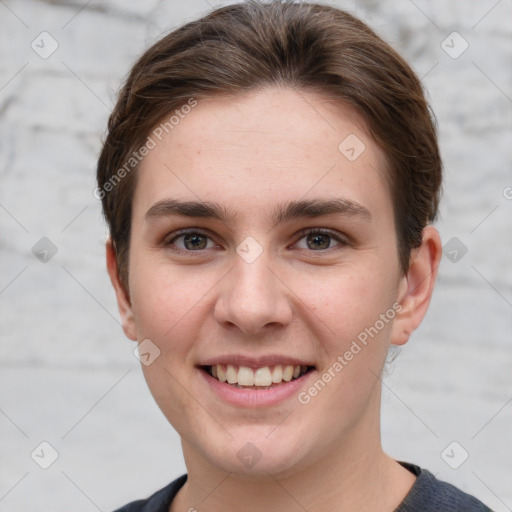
top-left (107, 87), bottom-right (442, 512)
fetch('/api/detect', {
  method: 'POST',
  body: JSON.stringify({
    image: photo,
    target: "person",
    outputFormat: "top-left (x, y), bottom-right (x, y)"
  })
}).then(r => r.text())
top-left (96, 1), bottom-right (493, 510)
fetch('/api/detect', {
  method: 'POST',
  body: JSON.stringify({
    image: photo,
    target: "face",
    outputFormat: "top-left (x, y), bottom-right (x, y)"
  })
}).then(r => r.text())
top-left (110, 87), bottom-right (428, 478)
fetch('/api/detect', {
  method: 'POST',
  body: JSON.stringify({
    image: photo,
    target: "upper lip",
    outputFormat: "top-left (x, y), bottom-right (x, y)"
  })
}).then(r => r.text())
top-left (199, 355), bottom-right (316, 368)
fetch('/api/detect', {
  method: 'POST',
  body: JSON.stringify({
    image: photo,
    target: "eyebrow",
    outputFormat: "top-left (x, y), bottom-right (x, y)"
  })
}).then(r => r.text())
top-left (145, 197), bottom-right (372, 228)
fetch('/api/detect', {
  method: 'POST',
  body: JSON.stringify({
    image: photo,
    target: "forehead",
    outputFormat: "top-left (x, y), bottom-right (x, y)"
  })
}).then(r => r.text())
top-left (133, 87), bottom-right (393, 228)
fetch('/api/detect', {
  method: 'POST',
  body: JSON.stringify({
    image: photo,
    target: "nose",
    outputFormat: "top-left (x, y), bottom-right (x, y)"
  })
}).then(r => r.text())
top-left (213, 248), bottom-right (293, 338)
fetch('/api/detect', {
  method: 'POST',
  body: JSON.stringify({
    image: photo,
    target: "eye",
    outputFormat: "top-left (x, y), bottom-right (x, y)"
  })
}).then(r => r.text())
top-left (164, 227), bottom-right (348, 254)
top-left (165, 229), bottom-right (219, 252)
top-left (294, 228), bottom-right (348, 251)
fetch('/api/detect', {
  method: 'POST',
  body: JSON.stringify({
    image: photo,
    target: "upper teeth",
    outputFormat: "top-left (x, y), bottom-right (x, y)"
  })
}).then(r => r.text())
top-left (210, 364), bottom-right (308, 387)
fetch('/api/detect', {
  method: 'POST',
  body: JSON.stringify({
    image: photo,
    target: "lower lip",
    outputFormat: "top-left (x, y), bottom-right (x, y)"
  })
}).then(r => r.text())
top-left (199, 368), bottom-right (315, 407)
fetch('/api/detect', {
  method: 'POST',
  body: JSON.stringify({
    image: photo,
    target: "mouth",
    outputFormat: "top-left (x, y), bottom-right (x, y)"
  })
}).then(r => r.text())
top-left (201, 364), bottom-right (315, 389)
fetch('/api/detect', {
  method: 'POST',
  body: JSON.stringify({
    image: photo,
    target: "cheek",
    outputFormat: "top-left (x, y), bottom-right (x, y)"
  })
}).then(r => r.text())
top-left (130, 255), bottom-right (397, 351)
top-left (290, 264), bottom-right (396, 346)
top-left (296, 267), bottom-right (396, 412)
top-left (129, 256), bottom-right (209, 340)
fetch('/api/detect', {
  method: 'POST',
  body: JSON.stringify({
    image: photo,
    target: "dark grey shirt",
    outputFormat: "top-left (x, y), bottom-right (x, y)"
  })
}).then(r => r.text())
top-left (113, 462), bottom-right (493, 511)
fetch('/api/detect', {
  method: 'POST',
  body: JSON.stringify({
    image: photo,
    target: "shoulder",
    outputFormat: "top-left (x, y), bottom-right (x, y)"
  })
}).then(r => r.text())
top-left (396, 462), bottom-right (494, 512)
top-left (111, 474), bottom-right (187, 512)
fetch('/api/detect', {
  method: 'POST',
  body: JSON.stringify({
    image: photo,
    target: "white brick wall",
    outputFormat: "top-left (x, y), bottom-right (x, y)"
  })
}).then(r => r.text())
top-left (1, 1), bottom-right (510, 510)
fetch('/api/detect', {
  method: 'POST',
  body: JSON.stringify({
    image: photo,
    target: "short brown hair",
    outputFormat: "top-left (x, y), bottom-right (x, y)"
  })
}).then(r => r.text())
top-left (97, 0), bottom-right (442, 289)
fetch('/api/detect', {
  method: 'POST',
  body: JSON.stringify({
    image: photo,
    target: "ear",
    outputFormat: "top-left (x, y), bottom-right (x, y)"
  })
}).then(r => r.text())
top-left (391, 226), bottom-right (442, 346)
top-left (106, 238), bottom-right (137, 341)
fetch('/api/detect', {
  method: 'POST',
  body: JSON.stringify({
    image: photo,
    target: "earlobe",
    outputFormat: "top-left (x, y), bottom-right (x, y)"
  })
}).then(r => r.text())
top-left (105, 238), bottom-right (137, 341)
top-left (391, 226), bottom-right (442, 346)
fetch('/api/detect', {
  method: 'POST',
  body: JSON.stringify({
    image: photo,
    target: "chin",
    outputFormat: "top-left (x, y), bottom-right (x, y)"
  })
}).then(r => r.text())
top-left (191, 421), bottom-right (320, 479)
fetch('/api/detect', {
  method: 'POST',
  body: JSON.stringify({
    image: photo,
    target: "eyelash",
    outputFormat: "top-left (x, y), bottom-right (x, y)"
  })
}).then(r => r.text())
top-left (164, 227), bottom-right (348, 255)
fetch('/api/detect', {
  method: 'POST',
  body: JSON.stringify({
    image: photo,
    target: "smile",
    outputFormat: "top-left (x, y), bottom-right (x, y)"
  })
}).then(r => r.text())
top-left (203, 364), bottom-right (314, 388)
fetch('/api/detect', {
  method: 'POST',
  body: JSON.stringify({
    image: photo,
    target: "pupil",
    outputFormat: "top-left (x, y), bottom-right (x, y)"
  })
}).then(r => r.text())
top-left (184, 233), bottom-right (206, 250)
top-left (308, 233), bottom-right (329, 250)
